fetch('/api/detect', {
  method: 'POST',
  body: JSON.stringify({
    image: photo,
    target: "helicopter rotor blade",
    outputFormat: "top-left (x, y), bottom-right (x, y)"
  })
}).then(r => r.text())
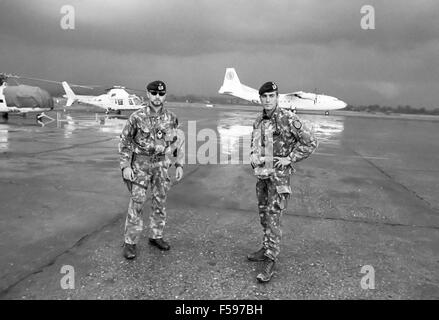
top-left (125, 87), bottom-right (146, 93)
top-left (2, 73), bottom-right (96, 89)
top-left (2, 73), bottom-right (146, 94)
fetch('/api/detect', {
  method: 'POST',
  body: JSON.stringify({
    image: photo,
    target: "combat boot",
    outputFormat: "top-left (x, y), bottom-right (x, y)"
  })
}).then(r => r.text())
top-left (149, 238), bottom-right (170, 251)
top-left (247, 247), bottom-right (266, 261)
top-left (123, 243), bottom-right (136, 259)
top-left (256, 257), bottom-right (275, 283)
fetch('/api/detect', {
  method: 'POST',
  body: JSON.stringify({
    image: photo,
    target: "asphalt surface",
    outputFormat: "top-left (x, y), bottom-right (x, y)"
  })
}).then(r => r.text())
top-left (0, 103), bottom-right (438, 299)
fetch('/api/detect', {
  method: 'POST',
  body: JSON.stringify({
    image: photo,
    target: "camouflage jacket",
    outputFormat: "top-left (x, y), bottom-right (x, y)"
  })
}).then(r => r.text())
top-left (119, 105), bottom-right (184, 170)
top-left (250, 106), bottom-right (318, 177)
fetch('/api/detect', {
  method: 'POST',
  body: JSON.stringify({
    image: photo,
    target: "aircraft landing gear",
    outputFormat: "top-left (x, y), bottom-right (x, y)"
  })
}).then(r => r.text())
top-left (1, 112), bottom-right (8, 120)
top-left (117, 110), bottom-right (121, 115)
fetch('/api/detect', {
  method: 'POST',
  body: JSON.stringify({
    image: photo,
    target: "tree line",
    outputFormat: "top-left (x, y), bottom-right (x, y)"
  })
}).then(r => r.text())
top-left (344, 104), bottom-right (439, 115)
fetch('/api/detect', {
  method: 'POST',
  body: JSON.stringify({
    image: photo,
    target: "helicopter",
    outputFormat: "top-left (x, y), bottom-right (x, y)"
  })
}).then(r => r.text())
top-left (62, 81), bottom-right (144, 114)
top-left (1, 73), bottom-right (146, 121)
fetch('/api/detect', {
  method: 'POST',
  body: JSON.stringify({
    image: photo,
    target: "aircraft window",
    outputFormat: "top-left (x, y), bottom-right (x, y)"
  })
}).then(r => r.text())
top-left (117, 99), bottom-right (123, 105)
top-left (111, 93), bottom-right (116, 97)
top-left (129, 99), bottom-right (134, 105)
top-left (0, 99), bottom-right (3, 103)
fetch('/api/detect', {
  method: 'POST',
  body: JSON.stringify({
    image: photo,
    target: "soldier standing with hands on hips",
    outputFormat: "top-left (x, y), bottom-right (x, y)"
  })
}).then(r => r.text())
top-left (119, 80), bottom-right (184, 259)
top-left (249, 81), bottom-right (318, 282)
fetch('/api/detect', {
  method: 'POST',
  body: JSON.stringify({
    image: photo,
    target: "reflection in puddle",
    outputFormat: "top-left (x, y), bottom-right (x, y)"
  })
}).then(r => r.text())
top-left (217, 124), bottom-right (253, 160)
top-left (60, 114), bottom-right (126, 138)
top-left (310, 117), bottom-right (344, 143)
top-left (0, 128), bottom-right (9, 150)
top-left (0, 110), bottom-right (346, 159)
top-left (217, 112), bottom-right (255, 159)
top-left (98, 116), bottom-right (126, 134)
top-left (62, 115), bottom-right (97, 138)
top-left (216, 113), bottom-right (345, 159)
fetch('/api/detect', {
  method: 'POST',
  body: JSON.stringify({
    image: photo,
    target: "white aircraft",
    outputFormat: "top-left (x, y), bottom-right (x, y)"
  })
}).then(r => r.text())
top-left (62, 81), bottom-right (144, 114)
top-left (218, 68), bottom-right (347, 114)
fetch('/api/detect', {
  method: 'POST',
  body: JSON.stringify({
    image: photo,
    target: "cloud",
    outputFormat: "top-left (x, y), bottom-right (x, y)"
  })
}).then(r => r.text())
top-left (1, 0), bottom-right (438, 108)
top-left (1, 0), bottom-right (439, 55)
top-left (364, 81), bottom-right (401, 99)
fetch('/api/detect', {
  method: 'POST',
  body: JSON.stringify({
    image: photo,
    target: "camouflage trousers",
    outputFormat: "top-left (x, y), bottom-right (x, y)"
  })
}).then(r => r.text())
top-left (256, 175), bottom-right (291, 261)
top-left (124, 162), bottom-right (171, 245)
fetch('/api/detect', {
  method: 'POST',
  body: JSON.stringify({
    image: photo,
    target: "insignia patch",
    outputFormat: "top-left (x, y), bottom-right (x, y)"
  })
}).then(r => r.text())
top-left (158, 85), bottom-right (164, 91)
top-left (272, 83), bottom-right (277, 90)
top-left (276, 185), bottom-right (292, 194)
top-left (293, 120), bottom-right (302, 129)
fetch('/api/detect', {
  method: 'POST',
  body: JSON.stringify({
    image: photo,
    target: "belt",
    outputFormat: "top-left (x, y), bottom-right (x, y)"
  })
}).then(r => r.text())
top-left (133, 153), bottom-right (165, 162)
top-left (261, 155), bottom-right (286, 158)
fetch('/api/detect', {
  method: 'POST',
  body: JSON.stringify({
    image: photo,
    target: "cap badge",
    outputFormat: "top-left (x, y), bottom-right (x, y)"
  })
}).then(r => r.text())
top-left (293, 120), bottom-right (302, 130)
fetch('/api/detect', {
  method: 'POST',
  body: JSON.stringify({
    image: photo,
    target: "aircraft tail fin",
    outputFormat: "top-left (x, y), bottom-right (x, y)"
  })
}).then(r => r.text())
top-left (62, 81), bottom-right (76, 107)
top-left (218, 68), bottom-right (260, 103)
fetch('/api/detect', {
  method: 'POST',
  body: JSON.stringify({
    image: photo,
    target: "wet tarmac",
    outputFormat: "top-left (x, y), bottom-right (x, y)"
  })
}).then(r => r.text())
top-left (0, 104), bottom-right (438, 299)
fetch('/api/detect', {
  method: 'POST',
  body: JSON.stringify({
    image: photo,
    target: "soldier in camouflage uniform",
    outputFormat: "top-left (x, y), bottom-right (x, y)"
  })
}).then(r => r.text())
top-left (249, 81), bottom-right (318, 282)
top-left (119, 80), bottom-right (184, 259)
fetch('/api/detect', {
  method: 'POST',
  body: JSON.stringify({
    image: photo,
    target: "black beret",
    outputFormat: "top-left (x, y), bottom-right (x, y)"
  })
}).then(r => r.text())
top-left (146, 80), bottom-right (166, 92)
top-left (259, 81), bottom-right (278, 96)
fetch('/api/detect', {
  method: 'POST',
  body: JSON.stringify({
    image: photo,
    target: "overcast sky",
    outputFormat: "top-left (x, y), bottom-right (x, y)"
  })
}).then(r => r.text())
top-left (1, 0), bottom-right (438, 108)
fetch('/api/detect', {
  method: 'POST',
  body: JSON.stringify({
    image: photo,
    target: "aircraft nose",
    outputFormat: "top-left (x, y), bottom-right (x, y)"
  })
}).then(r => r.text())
top-left (335, 100), bottom-right (347, 109)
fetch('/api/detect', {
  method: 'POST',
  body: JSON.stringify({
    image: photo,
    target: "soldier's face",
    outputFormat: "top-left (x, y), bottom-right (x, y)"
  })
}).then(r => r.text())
top-left (147, 91), bottom-right (166, 107)
top-left (260, 92), bottom-right (278, 111)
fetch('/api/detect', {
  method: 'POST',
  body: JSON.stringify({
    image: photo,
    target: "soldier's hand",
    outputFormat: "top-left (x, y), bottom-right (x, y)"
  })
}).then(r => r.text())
top-left (273, 157), bottom-right (291, 169)
top-left (175, 167), bottom-right (183, 181)
top-left (123, 167), bottom-right (134, 181)
top-left (250, 154), bottom-right (262, 167)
